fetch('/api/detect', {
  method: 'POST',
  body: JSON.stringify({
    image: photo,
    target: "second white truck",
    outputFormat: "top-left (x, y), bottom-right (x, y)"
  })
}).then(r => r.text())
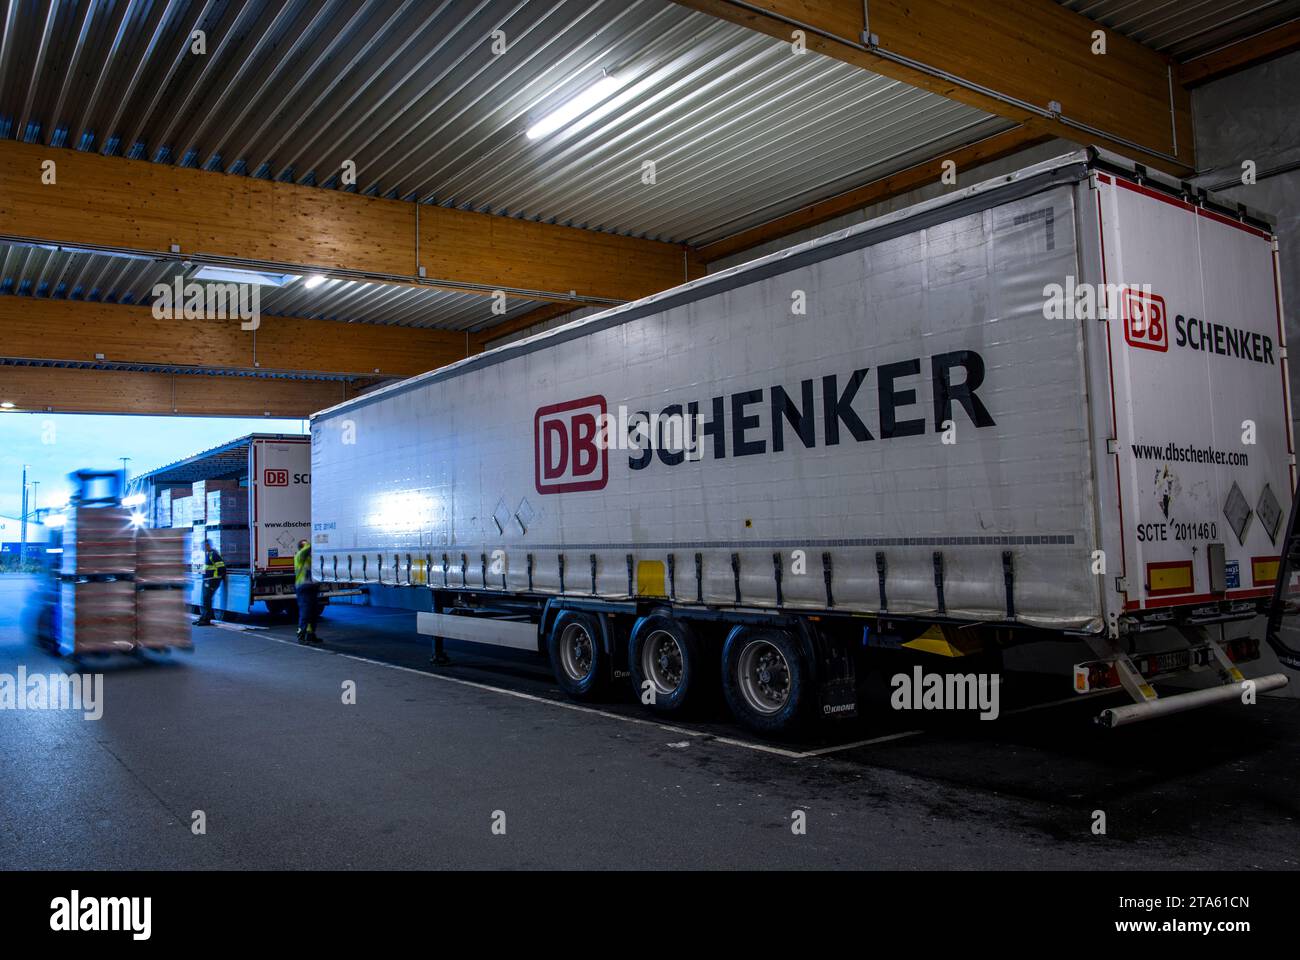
top-left (131, 434), bottom-right (337, 616)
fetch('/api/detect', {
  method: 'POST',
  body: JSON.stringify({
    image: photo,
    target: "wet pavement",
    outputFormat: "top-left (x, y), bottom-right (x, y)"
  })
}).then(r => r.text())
top-left (1, 574), bottom-right (1297, 869)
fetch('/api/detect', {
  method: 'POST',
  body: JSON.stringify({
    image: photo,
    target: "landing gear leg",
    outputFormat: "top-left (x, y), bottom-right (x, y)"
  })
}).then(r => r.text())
top-left (430, 636), bottom-right (451, 666)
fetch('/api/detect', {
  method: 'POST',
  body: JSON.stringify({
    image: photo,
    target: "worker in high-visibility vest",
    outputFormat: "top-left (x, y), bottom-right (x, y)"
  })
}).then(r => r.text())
top-left (193, 540), bottom-right (226, 626)
top-left (294, 539), bottom-right (322, 644)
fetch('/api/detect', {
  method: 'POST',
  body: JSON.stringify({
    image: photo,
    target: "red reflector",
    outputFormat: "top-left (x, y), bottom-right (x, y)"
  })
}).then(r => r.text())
top-left (1225, 637), bottom-right (1261, 663)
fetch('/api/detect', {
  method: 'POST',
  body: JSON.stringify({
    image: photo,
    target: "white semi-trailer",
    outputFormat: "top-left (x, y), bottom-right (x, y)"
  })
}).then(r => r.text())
top-left (310, 150), bottom-right (1298, 734)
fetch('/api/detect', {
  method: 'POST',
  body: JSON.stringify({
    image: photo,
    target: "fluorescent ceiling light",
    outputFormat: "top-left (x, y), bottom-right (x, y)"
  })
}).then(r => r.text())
top-left (303, 275), bottom-right (327, 290)
top-left (527, 74), bottom-right (623, 141)
top-left (64, 246), bottom-right (156, 262)
top-left (192, 265), bottom-right (301, 287)
top-left (33, 244), bottom-right (156, 262)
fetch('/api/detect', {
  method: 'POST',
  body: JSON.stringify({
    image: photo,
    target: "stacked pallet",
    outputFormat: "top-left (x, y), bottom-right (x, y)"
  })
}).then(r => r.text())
top-left (135, 526), bottom-right (188, 583)
top-left (153, 489), bottom-right (172, 528)
top-left (170, 495), bottom-right (194, 528)
top-left (57, 507), bottom-right (136, 655)
top-left (62, 507), bottom-right (134, 575)
top-left (135, 528), bottom-right (191, 651)
top-left (57, 509), bottom-right (192, 656)
top-left (193, 480), bottom-right (250, 568)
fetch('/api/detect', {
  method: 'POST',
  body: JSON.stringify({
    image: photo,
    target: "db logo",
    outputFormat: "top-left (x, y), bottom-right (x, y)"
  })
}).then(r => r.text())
top-left (264, 469), bottom-right (289, 486)
top-left (535, 396), bottom-right (607, 494)
top-left (1122, 288), bottom-right (1168, 352)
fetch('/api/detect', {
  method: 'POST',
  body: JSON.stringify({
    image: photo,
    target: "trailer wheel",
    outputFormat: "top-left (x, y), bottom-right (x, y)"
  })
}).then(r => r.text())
top-left (547, 610), bottom-right (608, 700)
top-left (628, 614), bottom-right (701, 716)
top-left (33, 598), bottom-right (57, 653)
top-left (267, 600), bottom-right (296, 620)
top-left (721, 628), bottom-right (807, 735)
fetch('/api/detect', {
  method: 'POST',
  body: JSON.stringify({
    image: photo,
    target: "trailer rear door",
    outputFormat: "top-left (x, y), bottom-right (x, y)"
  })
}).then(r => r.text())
top-left (1096, 171), bottom-right (1294, 613)
top-left (250, 438), bottom-right (312, 575)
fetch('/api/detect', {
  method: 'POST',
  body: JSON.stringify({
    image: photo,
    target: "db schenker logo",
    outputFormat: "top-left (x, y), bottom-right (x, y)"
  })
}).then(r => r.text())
top-left (1122, 287), bottom-right (1168, 352)
top-left (535, 396), bottom-right (607, 494)
top-left (264, 469), bottom-right (289, 486)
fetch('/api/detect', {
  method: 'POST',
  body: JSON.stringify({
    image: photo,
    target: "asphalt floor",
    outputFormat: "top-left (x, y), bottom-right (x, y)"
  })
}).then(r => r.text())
top-left (1, 574), bottom-right (1297, 869)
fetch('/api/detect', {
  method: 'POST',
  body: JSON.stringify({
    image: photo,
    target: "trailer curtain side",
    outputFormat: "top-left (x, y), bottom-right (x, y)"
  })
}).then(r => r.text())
top-left (312, 163), bottom-right (1104, 629)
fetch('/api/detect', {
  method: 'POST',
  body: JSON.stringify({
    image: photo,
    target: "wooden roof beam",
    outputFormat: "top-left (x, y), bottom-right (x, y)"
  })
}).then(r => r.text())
top-left (672, 0), bottom-right (1195, 176)
top-left (0, 140), bottom-right (693, 306)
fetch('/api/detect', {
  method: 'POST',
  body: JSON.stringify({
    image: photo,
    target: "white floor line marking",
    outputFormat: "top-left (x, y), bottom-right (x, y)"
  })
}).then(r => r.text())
top-left (704, 735), bottom-right (807, 759)
top-left (264, 636), bottom-right (710, 741)
top-left (253, 633), bottom-right (1101, 759)
top-left (797, 729), bottom-right (926, 756)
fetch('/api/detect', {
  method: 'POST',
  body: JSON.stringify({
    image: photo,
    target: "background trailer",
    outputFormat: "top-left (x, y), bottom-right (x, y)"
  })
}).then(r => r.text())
top-left (130, 434), bottom-right (357, 617)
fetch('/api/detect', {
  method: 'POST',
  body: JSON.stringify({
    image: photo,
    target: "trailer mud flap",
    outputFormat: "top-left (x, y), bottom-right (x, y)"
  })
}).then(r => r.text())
top-left (818, 676), bottom-right (857, 720)
top-left (818, 649), bottom-right (858, 720)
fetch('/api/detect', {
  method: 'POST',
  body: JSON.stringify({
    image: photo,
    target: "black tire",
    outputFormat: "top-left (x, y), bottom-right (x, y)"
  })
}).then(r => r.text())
top-left (267, 599), bottom-right (296, 620)
top-left (33, 600), bottom-right (57, 653)
top-left (721, 627), bottom-right (809, 736)
top-left (628, 613), bottom-right (702, 717)
top-left (547, 610), bottom-right (609, 701)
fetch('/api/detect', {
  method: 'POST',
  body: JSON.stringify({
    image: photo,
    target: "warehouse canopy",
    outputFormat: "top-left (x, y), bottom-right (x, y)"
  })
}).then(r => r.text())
top-left (130, 433), bottom-right (302, 487)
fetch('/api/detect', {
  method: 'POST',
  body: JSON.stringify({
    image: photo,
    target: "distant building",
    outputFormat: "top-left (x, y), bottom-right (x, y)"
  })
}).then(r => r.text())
top-left (0, 515), bottom-right (48, 556)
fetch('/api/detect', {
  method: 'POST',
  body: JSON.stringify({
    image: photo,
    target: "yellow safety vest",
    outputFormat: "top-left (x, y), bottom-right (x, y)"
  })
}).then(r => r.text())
top-left (203, 550), bottom-right (226, 582)
top-left (294, 543), bottom-right (312, 586)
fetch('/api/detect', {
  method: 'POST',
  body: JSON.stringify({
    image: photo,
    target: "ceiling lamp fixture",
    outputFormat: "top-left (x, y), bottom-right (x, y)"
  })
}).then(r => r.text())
top-left (527, 73), bottom-right (624, 141)
top-left (192, 265), bottom-right (300, 287)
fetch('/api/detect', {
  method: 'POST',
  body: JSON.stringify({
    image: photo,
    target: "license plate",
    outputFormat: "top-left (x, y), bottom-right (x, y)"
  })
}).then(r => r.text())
top-left (1152, 650), bottom-right (1190, 673)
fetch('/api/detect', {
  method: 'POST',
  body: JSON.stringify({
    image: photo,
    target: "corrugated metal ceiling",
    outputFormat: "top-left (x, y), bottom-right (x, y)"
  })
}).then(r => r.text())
top-left (1059, 0), bottom-right (1300, 59)
top-left (0, 240), bottom-right (544, 331)
top-left (0, 0), bottom-right (1011, 247)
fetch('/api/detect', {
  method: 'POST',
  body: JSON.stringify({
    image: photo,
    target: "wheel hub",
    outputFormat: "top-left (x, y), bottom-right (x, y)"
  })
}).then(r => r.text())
top-left (560, 623), bottom-right (595, 681)
top-left (736, 640), bottom-right (792, 716)
top-left (643, 630), bottom-right (685, 694)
